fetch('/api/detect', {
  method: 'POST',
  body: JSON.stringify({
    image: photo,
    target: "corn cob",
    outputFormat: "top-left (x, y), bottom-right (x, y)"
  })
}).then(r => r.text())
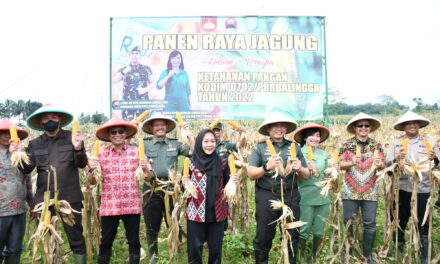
top-left (208, 119), bottom-right (220, 129)
top-left (9, 124), bottom-right (19, 144)
top-left (93, 140), bottom-right (100, 158)
top-left (266, 139), bottom-right (276, 156)
top-left (176, 112), bottom-right (184, 127)
top-left (307, 145), bottom-right (313, 161)
top-left (356, 145), bottom-right (361, 158)
top-left (183, 157), bottom-right (190, 177)
top-left (228, 154), bottom-right (236, 175)
top-left (228, 121), bottom-right (241, 130)
top-left (401, 137), bottom-right (408, 154)
top-left (290, 143), bottom-right (297, 159)
top-left (72, 119), bottom-right (78, 134)
top-left (135, 110), bottom-right (149, 124)
top-left (138, 139), bottom-right (145, 160)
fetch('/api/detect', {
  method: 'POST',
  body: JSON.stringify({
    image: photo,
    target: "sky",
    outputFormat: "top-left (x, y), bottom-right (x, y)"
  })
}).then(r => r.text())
top-left (1, 0), bottom-right (439, 118)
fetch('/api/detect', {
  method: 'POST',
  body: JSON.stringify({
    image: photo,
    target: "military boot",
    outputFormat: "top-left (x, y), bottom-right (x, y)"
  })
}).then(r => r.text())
top-left (254, 250), bottom-right (269, 264)
top-left (4, 255), bottom-right (21, 264)
top-left (129, 253), bottom-right (140, 264)
top-left (312, 236), bottom-right (323, 262)
top-left (73, 254), bottom-right (86, 264)
top-left (420, 235), bottom-right (429, 264)
top-left (363, 230), bottom-right (377, 264)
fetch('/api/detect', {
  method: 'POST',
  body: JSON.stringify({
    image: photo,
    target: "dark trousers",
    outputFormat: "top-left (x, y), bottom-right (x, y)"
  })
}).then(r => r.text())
top-left (143, 192), bottom-right (174, 250)
top-left (99, 214), bottom-right (141, 257)
top-left (342, 199), bottom-right (377, 234)
top-left (50, 202), bottom-right (86, 254)
top-left (0, 213), bottom-right (26, 257)
top-left (187, 220), bottom-right (226, 264)
top-left (396, 190), bottom-right (430, 242)
top-left (253, 188), bottom-right (300, 264)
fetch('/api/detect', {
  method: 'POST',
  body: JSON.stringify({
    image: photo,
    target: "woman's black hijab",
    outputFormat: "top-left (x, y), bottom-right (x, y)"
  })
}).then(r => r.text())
top-left (191, 129), bottom-right (222, 208)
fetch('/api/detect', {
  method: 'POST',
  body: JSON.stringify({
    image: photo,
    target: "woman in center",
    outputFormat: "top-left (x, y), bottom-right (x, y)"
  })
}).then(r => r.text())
top-left (183, 128), bottom-right (238, 264)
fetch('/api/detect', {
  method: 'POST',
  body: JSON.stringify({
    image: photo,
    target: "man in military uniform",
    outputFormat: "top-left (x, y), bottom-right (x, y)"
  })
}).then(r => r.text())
top-left (248, 111), bottom-right (310, 264)
top-left (18, 104), bottom-right (88, 264)
top-left (141, 112), bottom-right (194, 263)
top-left (113, 46), bottom-right (153, 120)
top-left (386, 111), bottom-right (440, 264)
top-left (212, 122), bottom-right (246, 159)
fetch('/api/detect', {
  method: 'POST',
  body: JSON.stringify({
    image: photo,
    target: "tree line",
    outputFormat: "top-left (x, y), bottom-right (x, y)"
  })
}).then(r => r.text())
top-left (0, 99), bottom-right (108, 125)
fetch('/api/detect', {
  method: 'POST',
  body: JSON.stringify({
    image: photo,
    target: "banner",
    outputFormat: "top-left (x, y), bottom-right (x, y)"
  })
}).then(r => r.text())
top-left (111, 16), bottom-right (326, 121)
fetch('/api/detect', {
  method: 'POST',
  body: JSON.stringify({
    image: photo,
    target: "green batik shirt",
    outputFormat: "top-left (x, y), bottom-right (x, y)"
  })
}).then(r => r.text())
top-left (298, 146), bottom-right (331, 206)
top-left (144, 137), bottom-right (190, 179)
top-left (249, 138), bottom-right (307, 191)
top-left (215, 140), bottom-right (237, 159)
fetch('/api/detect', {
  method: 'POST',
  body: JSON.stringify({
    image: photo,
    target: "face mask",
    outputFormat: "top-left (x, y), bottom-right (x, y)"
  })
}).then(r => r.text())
top-left (42, 120), bottom-right (60, 132)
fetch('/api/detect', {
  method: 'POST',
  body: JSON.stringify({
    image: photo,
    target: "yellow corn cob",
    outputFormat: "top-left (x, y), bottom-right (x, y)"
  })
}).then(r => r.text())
top-left (333, 149), bottom-right (339, 162)
top-left (93, 140), bottom-right (100, 158)
top-left (138, 139), bottom-right (145, 160)
top-left (228, 121), bottom-right (241, 130)
top-left (135, 110), bottom-right (149, 124)
top-left (374, 149), bottom-right (379, 159)
top-left (290, 143), bottom-right (297, 159)
top-left (401, 138), bottom-right (408, 154)
top-left (356, 145), bottom-right (361, 158)
top-left (266, 139), bottom-right (276, 156)
top-left (425, 140), bottom-right (432, 152)
top-left (208, 119), bottom-right (220, 129)
top-left (44, 210), bottom-right (51, 225)
top-left (9, 125), bottom-right (19, 144)
top-left (176, 112), bottom-right (184, 127)
top-left (183, 157), bottom-right (190, 177)
top-left (72, 120), bottom-right (78, 134)
top-left (228, 154), bottom-right (236, 175)
top-left (307, 146), bottom-right (313, 161)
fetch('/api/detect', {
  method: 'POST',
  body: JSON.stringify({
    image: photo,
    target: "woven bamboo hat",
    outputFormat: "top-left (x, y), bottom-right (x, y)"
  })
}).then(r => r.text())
top-left (345, 112), bottom-right (381, 134)
top-left (257, 110), bottom-right (298, 136)
top-left (393, 111), bottom-right (431, 131)
top-left (142, 112), bottom-right (176, 135)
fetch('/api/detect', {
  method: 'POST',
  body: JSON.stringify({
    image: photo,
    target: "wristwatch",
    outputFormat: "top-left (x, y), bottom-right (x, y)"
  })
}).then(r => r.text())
top-left (262, 163), bottom-right (270, 172)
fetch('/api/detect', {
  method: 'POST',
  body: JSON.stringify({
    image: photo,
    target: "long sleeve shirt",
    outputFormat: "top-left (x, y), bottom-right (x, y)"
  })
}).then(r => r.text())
top-left (0, 148), bottom-right (33, 216)
top-left (386, 134), bottom-right (440, 193)
top-left (19, 129), bottom-right (88, 204)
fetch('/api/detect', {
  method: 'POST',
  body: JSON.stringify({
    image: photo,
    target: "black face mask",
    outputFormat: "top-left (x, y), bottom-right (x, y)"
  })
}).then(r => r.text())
top-left (42, 120), bottom-right (60, 132)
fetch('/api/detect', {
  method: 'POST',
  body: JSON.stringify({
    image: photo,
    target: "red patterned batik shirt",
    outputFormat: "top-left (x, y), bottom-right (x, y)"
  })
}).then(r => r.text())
top-left (98, 144), bottom-right (142, 216)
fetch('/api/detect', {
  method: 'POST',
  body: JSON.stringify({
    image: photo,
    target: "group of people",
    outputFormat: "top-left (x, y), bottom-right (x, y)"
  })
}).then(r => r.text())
top-left (113, 47), bottom-right (191, 120)
top-left (1, 104), bottom-right (439, 264)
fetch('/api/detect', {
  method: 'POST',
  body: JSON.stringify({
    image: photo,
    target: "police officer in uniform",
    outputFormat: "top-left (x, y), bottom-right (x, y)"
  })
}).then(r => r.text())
top-left (248, 111), bottom-right (309, 264)
top-left (141, 112), bottom-right (194, 263)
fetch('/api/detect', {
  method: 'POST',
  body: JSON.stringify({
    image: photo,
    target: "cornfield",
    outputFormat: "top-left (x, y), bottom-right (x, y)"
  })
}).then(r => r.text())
top-left (19, 113), bottom-right (440, 263)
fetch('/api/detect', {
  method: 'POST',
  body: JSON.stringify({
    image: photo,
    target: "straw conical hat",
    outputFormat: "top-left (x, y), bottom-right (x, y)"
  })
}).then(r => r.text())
top-left (345, 112), bottom-right (381, 134)
top-left (257, 110), bottom-right (298, 136)
top-left (393, 111), bottom-right (430, 131)
top-left (142, 112), bottom-right (176, 135)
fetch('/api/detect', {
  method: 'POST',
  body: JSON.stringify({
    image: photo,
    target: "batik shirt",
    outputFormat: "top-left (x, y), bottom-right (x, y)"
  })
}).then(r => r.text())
top-left (340, 137), bottom-right (384, 201)
top-left (0, 148), bottom-right (33, 216)
top-left (98, 144), bottom-right (142, 216)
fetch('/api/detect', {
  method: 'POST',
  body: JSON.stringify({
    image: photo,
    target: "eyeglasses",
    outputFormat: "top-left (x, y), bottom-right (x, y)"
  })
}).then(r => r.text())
top-left (110, 129), bottom-right (125, 135)
top-left (356, 124), bottom-right (371, 128)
